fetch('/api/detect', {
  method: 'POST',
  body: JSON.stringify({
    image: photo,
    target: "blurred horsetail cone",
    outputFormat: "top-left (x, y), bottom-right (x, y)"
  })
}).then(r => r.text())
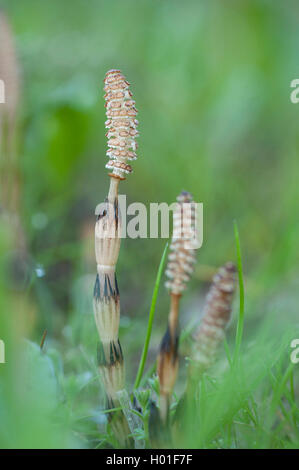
top-left (104, 69), bottom-right (139, 179)
top-left (165, 191), bottom-right (197, 295)
top-left (192, 262), bottom-right (236, 370)
top-left (158, 191), bottom-right (197, 423)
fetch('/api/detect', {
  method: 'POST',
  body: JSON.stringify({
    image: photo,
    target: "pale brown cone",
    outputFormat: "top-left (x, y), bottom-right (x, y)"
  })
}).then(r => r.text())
top-left (192, 262), bottom-right (236, 369)
top-left (165, 191), bottom-right (197, 295)
top-left (104, 69), bottom-right (138, 178)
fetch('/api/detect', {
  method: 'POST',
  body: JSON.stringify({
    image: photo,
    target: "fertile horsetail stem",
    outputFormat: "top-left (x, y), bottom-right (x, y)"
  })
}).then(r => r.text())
top-left (191, 262), bottom-right (236, 372)
top-left (93, 69), bottom-right (138, 447)
top-left (177, 264), bottom-right (236, 432)
top-left (0, 12), bottom-right (20, 142)
top-left (0, 12), bottom-right (26, 255)
top-left (157, 191), bottom-right (197, 423)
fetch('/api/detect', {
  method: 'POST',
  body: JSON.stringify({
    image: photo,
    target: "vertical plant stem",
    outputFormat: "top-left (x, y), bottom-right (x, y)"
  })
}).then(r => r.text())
top-left (93, 69), bottom-right (139, 448)
top-left (108, 176), bottom-right (120, 202)
top-left (233, 220), bottom-right (245, 364)
top-left (140, 319), bottom-right (197, 388)
top-left (157, 191), bottom-right (197, 424)
top-left (134, 242), bottom-right (168, 390)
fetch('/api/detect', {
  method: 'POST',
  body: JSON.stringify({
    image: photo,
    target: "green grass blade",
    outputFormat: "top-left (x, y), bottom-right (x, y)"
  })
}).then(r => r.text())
top-left (133, 242), bottom-right (168, 390)
top-left (233, 220), bottom-right (245, 364)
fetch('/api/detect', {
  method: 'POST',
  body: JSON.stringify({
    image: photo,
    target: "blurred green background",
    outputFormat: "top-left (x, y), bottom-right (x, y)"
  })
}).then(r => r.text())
top-left (0, 0), bottom-right (299, 448)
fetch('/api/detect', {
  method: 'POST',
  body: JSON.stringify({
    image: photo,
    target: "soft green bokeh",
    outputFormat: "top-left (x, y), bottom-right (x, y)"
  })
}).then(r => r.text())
top-left (0, 0), bottom-right (299, 448)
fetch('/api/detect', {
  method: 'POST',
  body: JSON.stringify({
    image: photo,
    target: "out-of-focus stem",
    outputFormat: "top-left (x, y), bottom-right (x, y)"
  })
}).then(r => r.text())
top-left (168, 293), bottom-right (180, 337)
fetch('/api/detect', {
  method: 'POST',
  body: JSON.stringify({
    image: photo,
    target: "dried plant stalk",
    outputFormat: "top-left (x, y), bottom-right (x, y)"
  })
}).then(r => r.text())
top-left (0, 12), bottom-right (20, 145)
top-left (0, 12), bottom-right (26, 254)
top-left (191, 262), bottom-right (236, 373)
top-left (93, 69), bottom-right (138, 447)
top-left (157, 191), bottom-right (197, 423)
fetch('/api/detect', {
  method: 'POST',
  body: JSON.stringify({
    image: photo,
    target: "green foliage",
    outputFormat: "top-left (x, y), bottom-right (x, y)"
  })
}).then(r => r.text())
top-left (0, 0), bottom-right (298, 449)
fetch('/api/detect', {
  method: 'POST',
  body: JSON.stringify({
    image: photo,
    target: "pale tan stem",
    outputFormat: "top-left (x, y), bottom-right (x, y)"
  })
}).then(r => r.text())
top-left (108, 175), bottom-right (120, 202)
top-left (168, 293), bottom-right (181, 337)
top-left (159, 394), bottom-right (170, 425)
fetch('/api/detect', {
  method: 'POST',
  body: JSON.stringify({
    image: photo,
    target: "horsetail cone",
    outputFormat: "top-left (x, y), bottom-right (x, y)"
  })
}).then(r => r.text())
top-left (192, 262), bottom-right (236, 370)
top-left (104, 69), bottom-right (138, 180)
top-left (158, 191), bottom-right (197, 422)
top-left (165, 191), bottom-right (197, 295)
